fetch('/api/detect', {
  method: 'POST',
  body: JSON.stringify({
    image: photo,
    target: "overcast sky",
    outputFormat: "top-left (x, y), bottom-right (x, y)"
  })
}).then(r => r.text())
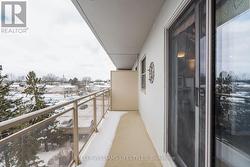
top-left (216, 9), bottom-right (250, 78)
top-left (0, 0), bottom-right (116, 80)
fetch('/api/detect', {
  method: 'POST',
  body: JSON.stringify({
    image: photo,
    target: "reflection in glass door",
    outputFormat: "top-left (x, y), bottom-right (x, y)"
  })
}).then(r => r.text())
top-left (215, 0), bottom-right (250, 166)
top-left (168, 0), bottom-right (206, 167)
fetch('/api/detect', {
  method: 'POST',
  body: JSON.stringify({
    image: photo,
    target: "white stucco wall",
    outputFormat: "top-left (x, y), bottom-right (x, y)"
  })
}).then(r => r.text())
top-left (137, 0), bottom-right (187, 166)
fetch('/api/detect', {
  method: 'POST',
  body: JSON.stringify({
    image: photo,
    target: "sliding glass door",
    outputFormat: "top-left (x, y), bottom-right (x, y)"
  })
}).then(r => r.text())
top-left (169, 0), bottom-right (250, 166)
top-left (168, 0), bottom-right (206, 166)
top-left (215, 0), bottom-right (250, 166)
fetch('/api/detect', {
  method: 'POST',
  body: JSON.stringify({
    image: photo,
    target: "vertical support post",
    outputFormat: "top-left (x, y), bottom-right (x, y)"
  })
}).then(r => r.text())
top-left (93, 94), bottom-right (98, 132)
top-left (107, 90), bottom-right (110, 110)
top-left (73, 101), bottom-right (80, 165)
top-left (102, 92), bottom-right (105, 118)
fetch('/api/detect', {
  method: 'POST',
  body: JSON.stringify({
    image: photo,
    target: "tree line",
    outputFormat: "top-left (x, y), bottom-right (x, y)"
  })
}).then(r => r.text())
top-left (0, 71), bottom-right (71, 167)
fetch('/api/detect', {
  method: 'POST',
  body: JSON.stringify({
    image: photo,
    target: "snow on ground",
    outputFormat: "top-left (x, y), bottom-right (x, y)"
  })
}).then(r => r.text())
top-left (56, 100), bottom-right (104, 128)
top-left (79, 111), bottom-right (126, 167)
top-left (37, 149), bottom-right (60, 165)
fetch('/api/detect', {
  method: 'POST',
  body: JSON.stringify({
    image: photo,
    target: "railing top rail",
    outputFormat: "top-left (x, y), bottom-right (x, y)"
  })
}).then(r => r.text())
top-left (217, 93), bottom-right (250, 100)
top-left (0, 88), bottom-right (110, 132)
top-left (0, 107), bottom-right (74, 145)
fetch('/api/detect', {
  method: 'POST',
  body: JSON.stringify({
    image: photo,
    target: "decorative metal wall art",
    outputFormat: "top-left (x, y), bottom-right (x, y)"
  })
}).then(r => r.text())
top-left (148, 62), bottom-right (155, 84)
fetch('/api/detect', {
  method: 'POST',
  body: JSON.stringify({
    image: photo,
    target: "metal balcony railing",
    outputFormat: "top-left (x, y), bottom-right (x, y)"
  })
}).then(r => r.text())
top-left (0, 88), bottom-right (111, 167)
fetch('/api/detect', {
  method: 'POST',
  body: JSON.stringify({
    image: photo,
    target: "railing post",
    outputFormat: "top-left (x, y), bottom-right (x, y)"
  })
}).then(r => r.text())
top-left (93, 94), bottom-right (98, 132)
top-left (102, 92), bottom-right (105, 118)
top-left (73, 101), bottom-right (80, 165)
top-left (108, 90), bottom-right (111, 110)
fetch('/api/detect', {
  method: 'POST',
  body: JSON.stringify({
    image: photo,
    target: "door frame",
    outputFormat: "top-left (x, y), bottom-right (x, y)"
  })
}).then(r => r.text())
top-left (164, 0), bottom-right (214, 167)
top-left (204, 0), bottom-right (214, 167)
top-left (168, 1), bottom-right (199, 166)
top-left (163, 0), bottom-right (192, 165)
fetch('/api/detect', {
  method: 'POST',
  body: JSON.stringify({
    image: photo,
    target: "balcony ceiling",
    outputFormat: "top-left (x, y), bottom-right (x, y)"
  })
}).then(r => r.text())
top-left (72, 0), bottom-right (165, 69)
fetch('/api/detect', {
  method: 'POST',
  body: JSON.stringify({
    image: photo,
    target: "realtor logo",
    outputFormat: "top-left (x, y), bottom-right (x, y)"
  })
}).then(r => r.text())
top-left (1, 1), bottom-right (26, 27)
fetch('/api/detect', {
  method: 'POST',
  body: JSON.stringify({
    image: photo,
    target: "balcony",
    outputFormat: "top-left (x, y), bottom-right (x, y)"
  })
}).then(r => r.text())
top-left (0, 86), bottom-right (161, 167)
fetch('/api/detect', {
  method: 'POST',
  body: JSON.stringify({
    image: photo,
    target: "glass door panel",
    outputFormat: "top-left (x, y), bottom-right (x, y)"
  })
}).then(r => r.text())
top-left (169, 3), bottom-right (196, 167)
top-left (168, 1), bottom-right (206, 167)
top-left (215, 0), bottom-right (250, 166)
top-left (198, 1), bottom-right (206, 166)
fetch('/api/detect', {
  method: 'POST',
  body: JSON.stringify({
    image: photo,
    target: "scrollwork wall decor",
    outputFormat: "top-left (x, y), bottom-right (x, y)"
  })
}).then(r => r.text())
top-left (148, 62), bottom-right (155, 84)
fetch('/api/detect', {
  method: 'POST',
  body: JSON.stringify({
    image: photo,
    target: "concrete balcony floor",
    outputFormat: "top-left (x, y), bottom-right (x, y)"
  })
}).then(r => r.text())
top-left (79, 111), bottom-right (162, 167)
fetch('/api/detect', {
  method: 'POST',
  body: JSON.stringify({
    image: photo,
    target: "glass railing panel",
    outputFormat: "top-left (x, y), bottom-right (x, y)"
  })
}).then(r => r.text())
top-left (0, 111), bottom-right (74, 167)
top-left (104, 92), bottom-right (109, 112)
top-left (96, 95), bottom-right (104, 124)
top-left (78, 100), bottom-right (94, 151)
top-left (0, 89), bottom-right (110, 167)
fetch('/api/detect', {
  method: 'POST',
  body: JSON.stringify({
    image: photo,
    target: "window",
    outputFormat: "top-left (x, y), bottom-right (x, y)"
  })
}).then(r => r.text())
top-left (215, 0), bottom-right (250, 166)
top-left (141, 57), bottom-right (146, 90)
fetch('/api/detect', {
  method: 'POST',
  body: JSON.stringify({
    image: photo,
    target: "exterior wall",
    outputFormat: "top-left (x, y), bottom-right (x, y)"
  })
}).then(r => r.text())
top-left (111, 70), bottom-right (138, 111)
top-left (137, 0), bottom-right (188, 166)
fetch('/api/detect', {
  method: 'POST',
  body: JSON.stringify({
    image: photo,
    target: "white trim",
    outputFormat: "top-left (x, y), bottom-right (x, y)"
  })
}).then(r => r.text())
top-left (165, 0), bottom-right (192, 29)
